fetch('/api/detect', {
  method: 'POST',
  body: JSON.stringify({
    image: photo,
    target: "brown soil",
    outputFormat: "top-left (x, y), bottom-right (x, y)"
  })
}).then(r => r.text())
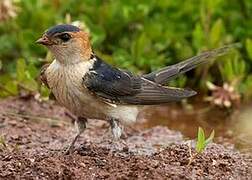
top-left (0, 97), bottom-right (251, 179)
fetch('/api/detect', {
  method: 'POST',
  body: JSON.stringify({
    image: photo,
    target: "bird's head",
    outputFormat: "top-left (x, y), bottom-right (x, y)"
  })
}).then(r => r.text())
top-left (36, 24), bottom-right (92, 65)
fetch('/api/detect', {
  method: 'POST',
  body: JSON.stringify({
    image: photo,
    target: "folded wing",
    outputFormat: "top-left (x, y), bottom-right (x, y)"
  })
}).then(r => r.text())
top-left (83, 58), bottom-right (196, 105)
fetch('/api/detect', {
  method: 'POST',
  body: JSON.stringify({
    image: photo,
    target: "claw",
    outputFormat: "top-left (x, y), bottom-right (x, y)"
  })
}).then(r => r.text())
top-left (62, 117), bottom-right (87, 155)
top-left (62, 144), bottom-right (74, 155)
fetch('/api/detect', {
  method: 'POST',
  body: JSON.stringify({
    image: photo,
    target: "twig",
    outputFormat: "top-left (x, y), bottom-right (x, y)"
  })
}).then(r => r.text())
top-left (185, 107), bottom-right (212, 115)
top-left (1, 111), bottom-right (70, 126)
top-left (187, 141), bottom-right (199, 166)
top-left (0, 135), bottom-right (9, 152)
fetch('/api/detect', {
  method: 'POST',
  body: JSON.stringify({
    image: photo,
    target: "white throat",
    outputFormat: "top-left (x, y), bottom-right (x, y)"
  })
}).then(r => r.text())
top-left (49, 46), bottom-right (87, 65)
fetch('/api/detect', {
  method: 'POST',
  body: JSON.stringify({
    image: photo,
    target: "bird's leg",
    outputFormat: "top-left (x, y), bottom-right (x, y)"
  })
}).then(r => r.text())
top-left (109, 118), bottom-right (122, 140)
top-left (64, 117), bottom-right (87, 154)
top-left (108, 118), bottom-right (129, 151)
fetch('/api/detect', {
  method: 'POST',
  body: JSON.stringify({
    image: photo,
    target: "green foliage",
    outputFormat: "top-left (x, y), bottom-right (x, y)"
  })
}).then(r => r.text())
top-left (246, 39), bottom-right (252, 61)
top-left (196, 127), bottom-right (215, 153)
top-left (0, 0), bottom-right (252, 99)
top-left (16, 58), bottom-right (39, 91)
top-left (0, 58), bottom-right (41, 97)
top-left (219, 51), bottom-right (246, 83)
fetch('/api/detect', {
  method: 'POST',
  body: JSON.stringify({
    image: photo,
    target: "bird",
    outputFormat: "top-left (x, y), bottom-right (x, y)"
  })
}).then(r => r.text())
top-left (36, 24), bottom-right (233, 154)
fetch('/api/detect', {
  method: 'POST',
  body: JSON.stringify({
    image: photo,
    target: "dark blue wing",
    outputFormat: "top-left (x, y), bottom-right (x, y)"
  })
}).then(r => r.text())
top-left (83, 56), bottom-right (196, 105)
top-left (83, 57), bottom-right (141, 102)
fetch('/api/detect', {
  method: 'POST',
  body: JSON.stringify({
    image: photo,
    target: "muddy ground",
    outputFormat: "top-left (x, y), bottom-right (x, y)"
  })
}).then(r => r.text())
top-left (0, 97), bottom-right (251, 179)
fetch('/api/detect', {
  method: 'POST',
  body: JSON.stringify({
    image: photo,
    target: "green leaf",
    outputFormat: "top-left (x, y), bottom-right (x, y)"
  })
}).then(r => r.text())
top-left (131, 33), bottom-right (150, 62)
top-left (15, 58), bottom-right (39, 92)
top-left (218, 51), bottom-right (246, 83)
top-left (196, 127), bottom-right (215, 153)
top-left (40, 85), bottom-right (50, 99)
top-left (27, 63), bottom-right (39, 77)
top-left (192, 23), bottom-right (205, 49)
top-left (16, 58), bottom-right (26, 82)
top-left (210, 19), bottom-right (224, 47)
top-left (205, 130), bottom-right (215, 145)
top-left (240, 75), bottom-right (252, 100)
top-left (91, 25), bottom-right (106, 47)
top-left (246, 39), bottom-right (252, 60)
top-left (196, 127), bottom-right (205, 153)
top-left (4, 81), bottom-right (18, 95)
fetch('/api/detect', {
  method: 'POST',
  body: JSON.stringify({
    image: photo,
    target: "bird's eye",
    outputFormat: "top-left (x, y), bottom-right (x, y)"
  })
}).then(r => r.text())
top-left (58, 33), bottom-right (71, 42)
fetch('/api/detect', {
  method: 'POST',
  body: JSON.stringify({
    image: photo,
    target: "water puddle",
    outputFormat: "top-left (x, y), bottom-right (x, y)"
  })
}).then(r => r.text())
top-left (139, 102), bottom-right (252, 154)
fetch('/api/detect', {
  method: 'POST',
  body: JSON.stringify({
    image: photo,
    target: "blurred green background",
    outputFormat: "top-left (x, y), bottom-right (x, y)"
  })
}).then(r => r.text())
top-left (0, 0), bottom-right (252, 105)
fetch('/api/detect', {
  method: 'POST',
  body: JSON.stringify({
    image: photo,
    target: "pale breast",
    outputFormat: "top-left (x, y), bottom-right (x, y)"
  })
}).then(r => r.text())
top-left (45, 60), bottom-right (109, 119)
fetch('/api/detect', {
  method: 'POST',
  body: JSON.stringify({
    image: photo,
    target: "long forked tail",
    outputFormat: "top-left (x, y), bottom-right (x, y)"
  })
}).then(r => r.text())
top-left (143, 44), bottom-right (238, 85)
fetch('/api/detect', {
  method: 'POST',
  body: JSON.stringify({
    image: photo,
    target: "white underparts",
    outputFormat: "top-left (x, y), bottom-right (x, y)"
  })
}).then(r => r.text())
top-left (108, 105), bottom-right (139, 125)
top-left (45, 59), bottom-right (139, 124)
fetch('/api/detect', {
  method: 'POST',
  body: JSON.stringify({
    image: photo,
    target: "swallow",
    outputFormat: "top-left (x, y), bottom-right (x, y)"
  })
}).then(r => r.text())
top-left (36, 24), bottom-right (233, 153)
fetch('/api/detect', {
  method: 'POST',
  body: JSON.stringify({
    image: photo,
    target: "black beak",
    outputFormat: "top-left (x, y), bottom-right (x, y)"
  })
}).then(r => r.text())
top-left (36, 36), bottom-right (54, 46)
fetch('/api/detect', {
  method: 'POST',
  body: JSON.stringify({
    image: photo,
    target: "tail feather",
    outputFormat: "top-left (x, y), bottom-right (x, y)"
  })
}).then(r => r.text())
top-left (143, 44), bottom-right (238, 85)
top-left (120, 79), bottom-right (197, 105)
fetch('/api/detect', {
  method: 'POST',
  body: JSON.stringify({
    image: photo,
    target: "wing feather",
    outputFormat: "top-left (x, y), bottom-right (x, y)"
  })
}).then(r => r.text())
top-left (143, 44), bottom-right (237, 84)
top-left (83, 57), bottom-right (196, 105)
top-left (120, 78), bottom-right (196, 105)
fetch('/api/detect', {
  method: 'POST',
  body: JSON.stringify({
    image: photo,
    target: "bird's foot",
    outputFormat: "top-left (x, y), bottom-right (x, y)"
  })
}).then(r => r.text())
top-left (61, 133), bottom-right (80, 155)
top-left (61, 117), bottom-right (87, 155)
top-left (108, 118), bottom-right (129, 151)
top-left (62, 143), bottom-right (75, 155)
top-left (109, 138), bottom-right (129, 152)
top-left (109, 118), bottom-right (123, 140)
